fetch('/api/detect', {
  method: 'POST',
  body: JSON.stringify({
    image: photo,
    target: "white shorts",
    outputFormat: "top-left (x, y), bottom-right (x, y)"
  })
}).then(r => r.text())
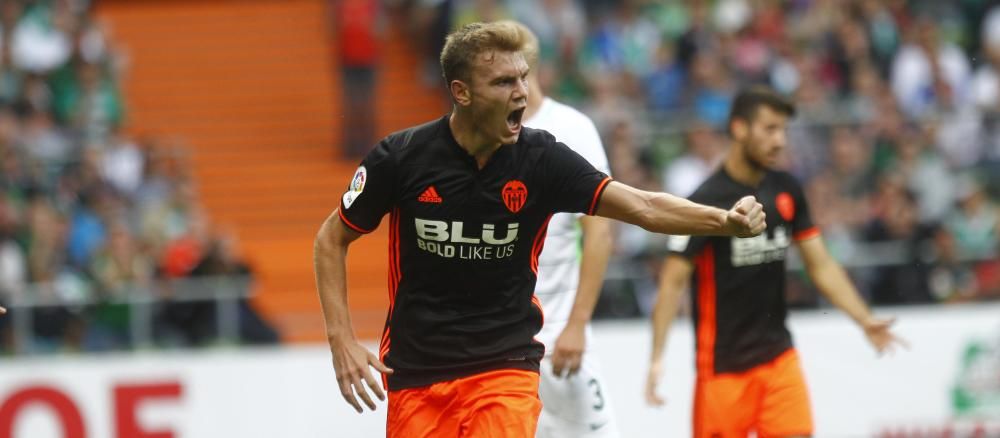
top-left (536, 352), bottom-right (620, 438)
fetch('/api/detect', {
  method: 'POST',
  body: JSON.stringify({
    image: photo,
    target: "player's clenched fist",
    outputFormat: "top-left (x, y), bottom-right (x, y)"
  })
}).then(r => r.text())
top-left (724, 195), bottom-right (766, 238)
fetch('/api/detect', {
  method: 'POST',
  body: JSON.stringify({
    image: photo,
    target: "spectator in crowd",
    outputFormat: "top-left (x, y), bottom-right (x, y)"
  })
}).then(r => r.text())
top-left (22, 192), bottom-right (88, 350)
top-left (645, 41), bottom-right (686, 113)
top-left (889, 125), bottom-right (955, 222)
top-left (65, 186), bottom-right (107, 269)
top-left (189, 231), bottom-right (279, 345)
top-left (333, 0), bottom-right (382, 158)
top-left (863, 179), bottom-right (935, 305)
top-left (827, 126), bottom-right (875, 199)
top-left (683, 50), bottom-right (734, 127)
top-left (10, 0), bottom-right (73, 74)
top-left (0, 32), bottom-right (25, 103)
top-left (945, 177), bottom-right (1000, 261)
top-left (87, 220), bottom-right (152, 350)
top-left (891, 16), bottom-right (970, 118)
top-left (926, 225), bottom-right (978, 303)
top-left (141, 179), bottom-right (199, 257)
top-left (99, 134), bottom-right (144, 197)
top-left (19, 106), bottom-right (72, 174)
top-left (134, 140), bottom-right (183, 211)
top-left (51, 58), bottom-right (124, 145)
top-left (153, 208), bottom-right (216, 347)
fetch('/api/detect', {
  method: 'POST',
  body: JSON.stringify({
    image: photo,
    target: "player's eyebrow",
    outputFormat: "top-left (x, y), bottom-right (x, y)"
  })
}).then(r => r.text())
top-left (490, 73), bottom-right (518, 85)
top-left (490, 69), bottom-right (529, 85)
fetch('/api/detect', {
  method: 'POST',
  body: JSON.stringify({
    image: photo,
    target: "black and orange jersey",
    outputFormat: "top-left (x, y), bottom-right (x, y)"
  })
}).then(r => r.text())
top-left (339, 115), bottom-right (611, 390)
top-left (667, 168), bottom-right (819, 376)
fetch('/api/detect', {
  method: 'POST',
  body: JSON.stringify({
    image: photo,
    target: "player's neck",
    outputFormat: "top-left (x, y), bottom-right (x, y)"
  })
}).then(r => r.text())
top-left (723, 147), bottom-right (766, 187)
top-left (449, 111), bottom-right (502, 169)
top-left (523, 77), bottom-right (544, 121)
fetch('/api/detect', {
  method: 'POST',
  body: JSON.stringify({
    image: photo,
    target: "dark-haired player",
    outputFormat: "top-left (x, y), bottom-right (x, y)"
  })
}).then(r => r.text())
top-left (645, 86), bottom-right (907, 438)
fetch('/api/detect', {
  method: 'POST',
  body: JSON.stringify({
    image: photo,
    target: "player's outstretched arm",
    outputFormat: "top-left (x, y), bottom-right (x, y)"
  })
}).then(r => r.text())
top-left (551, 215), bottom-right (613, 378)
top-left (645, 255), bottom-right (693, 406)
top-left (0, 306), bottom-right (5, 315)
top-left (594, 182), bottom-right (766, 237)
top-left (796, 236), bottom-right (909, 355)
top-left (314, 210), bottom-right (393, 413)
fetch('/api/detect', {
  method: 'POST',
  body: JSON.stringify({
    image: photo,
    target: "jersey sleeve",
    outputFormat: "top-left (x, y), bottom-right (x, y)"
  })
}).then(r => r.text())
top-left (787, 175), bottom-right (819, 241)
top-left (338, 140), bottom-right (396, 233)
top-left (541, 138), bottom-right (612, 215)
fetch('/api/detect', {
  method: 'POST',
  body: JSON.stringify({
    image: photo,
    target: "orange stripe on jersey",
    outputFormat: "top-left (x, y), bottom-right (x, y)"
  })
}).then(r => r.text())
top-left (695, 246), bottom-right (717, 376)
top-left (338, 208), bottom-right (374, 234)
top-left (793, 227), bottom-right (820, 241)
top-left (587, 177), bottom-right (613, 215)
top-left (390, 208), bottom-right (402, 296)
top-left (530, 214), bottom-right (555, 275)
top-left (380, 209), bottom-right (402, 381)
top-left (530, 294), bottom-right (544, 328)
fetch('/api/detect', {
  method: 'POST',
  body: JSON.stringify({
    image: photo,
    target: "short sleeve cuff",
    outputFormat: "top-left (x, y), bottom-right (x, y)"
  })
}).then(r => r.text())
top-left (587, 177), bottom-right (613, 215)
top-left (339, 208), bottom-right (375, 234)
top-left (793, 227), bottom-right (820, 241)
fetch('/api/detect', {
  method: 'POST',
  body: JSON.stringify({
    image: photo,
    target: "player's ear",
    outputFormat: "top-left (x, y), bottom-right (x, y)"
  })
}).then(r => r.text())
top-left (730, 118), bottom-right (748, 141)
top-left (450, 79), bottom-right (472, 107)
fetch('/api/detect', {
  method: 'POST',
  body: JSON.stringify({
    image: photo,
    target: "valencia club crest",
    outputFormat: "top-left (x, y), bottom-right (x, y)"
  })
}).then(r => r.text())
top-left (502, 180), bottom-right (527, 213)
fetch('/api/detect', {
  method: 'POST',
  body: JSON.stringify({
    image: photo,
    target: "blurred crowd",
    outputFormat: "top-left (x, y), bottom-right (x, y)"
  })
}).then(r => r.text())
top-left (378, 0), bottom-right (1000, 309)
top-left (0, 0), bottom-right (277, 354)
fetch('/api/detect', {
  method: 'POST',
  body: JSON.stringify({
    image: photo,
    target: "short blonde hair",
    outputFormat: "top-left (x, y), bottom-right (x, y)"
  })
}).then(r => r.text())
top-left (496, 20), bottom-right (539, 69)
top-left (440, 21), bottom-right (533, 84)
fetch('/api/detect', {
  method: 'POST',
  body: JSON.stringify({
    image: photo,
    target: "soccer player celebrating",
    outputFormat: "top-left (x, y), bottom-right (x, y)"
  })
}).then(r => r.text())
top-left (644, 86), bottom-right (907, 438)
top-left (315, 21), bottom-right (766, 438)
top-left (502, 21), bottom-right (620, 438)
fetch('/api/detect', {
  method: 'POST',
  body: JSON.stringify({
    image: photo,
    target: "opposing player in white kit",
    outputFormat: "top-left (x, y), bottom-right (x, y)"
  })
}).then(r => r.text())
top-left (506, 21), bottom-right (621, 438)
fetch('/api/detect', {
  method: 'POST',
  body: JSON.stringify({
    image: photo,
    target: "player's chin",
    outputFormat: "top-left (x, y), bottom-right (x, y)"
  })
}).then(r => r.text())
top-left (761, 156), bottom-right (781, 169)
top-left (499, 126), bottom-right (521, 144)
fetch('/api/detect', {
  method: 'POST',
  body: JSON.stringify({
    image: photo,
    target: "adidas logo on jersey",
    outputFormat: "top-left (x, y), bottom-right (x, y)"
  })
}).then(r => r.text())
top-left (418, 186), bottom-right (443, 203)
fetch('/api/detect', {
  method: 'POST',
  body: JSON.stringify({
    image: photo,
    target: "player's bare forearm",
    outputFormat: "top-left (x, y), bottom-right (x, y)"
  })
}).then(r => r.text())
top-left (314, 209), bottom-right (363, 345)
top-left (566, 215), bottom-right (613, 325)
top-left (595, 182), bottom-right (765, 237)
top-left (800, 236), bottom-right (909, 354)
top-left (650, 256), bottom-right (693, 363)
top-left (315, 211), bottom-right (392, 412)
top-left (645, 256), bottom-right (691, 406)
top-left (550, 216), bottom-right (613, 377)
top-left (798, 237), bottom-right (872, 325)
top-left (596, 182), bottom-right (726, 235)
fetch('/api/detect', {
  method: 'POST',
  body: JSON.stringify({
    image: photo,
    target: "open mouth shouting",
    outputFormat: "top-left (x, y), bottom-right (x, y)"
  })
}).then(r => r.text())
top-left (506, 107), bottom-right (526, 136)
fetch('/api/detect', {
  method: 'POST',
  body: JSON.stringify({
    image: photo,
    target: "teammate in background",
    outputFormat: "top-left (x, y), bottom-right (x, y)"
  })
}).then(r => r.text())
top-left (505, 21), bottom-right (620, 438)
top-left (315, 22), bottom-right (766, 438)
top-left (644, 87), bottom-right (907, 438)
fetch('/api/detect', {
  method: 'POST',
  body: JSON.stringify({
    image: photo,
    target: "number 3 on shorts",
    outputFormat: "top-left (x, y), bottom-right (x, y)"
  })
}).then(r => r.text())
top-left (588, 378), bottom-right (605, 411)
